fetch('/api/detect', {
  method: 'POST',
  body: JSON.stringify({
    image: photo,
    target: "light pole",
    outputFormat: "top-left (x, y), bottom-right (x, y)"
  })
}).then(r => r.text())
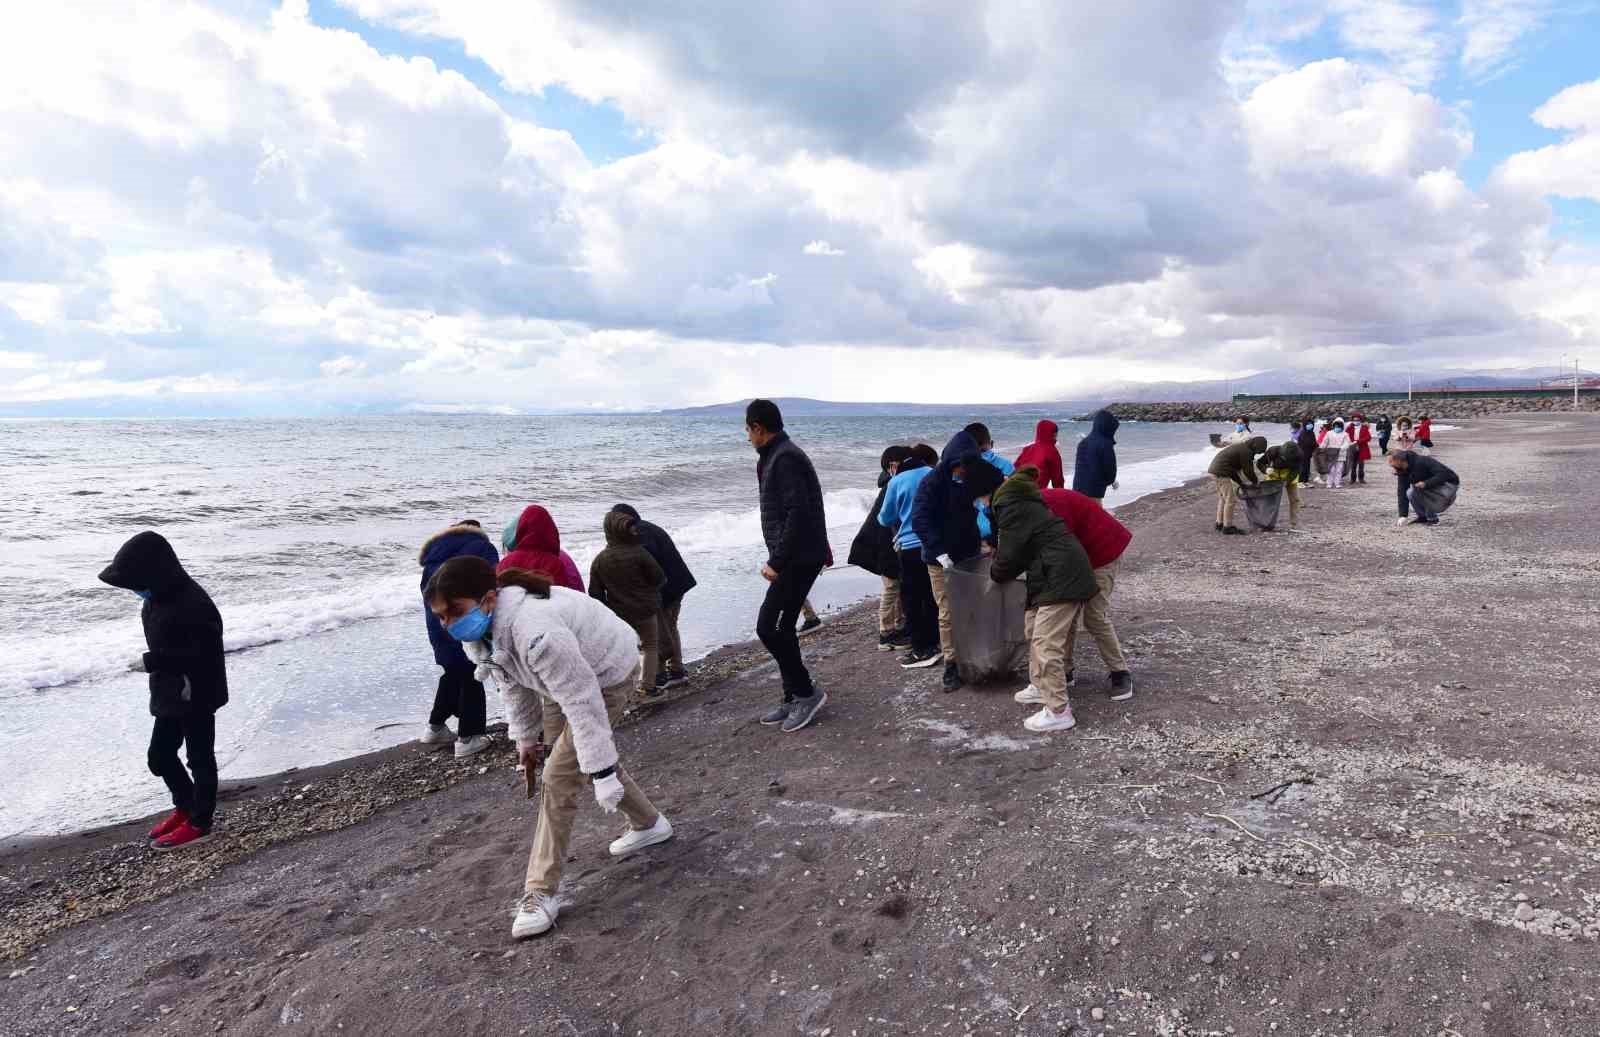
top-left (1576, 356), bottom-right (1581, 411)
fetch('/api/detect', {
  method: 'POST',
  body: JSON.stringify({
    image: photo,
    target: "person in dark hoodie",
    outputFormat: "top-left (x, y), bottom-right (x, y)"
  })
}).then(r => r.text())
top-left (987, 468), bottom-right (1098, 733)
top-left (589, 511), bottom-right (668, 700)
top-left (98, 532), bottom-right (228, 852)
top-left (911, 429), bottom-right (985, 692)
top-left (849, 445), bottom-right (913, 651)
top-left (1375, 414), bottom-right (1393, 456)
top-left (1207, 436), bottom-right (1269, 535)
top-left (610, 504), bottom-right (697, 691)
top-left (1015, 419), bottom-right (1066, 489)
top-left (1389, 450), bottom-right (1460, 525)
top-left (746, 399), bottom-right (830, 732)
top-left (418, 519), bottom-right (500, 757)
top-left (1073, 410), bottom-right (1120, 503)
top-left (1296, 420), bottom-right (1319, 486)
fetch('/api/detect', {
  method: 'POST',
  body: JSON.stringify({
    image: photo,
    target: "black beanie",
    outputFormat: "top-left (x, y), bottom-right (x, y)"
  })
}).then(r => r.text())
top-left (962, 457), bottom-right (1006, 499)
top-left (611, 503), bottom-right (640, 520)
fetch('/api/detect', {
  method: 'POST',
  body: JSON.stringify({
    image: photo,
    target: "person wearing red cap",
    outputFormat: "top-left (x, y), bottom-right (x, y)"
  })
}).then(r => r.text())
top-left (1346, 413), bottom-right (1373, 485)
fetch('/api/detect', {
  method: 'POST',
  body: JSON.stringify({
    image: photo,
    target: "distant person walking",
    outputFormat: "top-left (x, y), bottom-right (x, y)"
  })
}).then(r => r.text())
top-left (746, 399), bottom-right (830, 732)
top-left (1320, 421), bottom-right (1351, 489)
top-left (850, 445), bottom-right (913, 651)
top-left (912, 429), bottom-right (987, 692)
top-left (1015, 420), bottom-right (1066, 490)
top-left (418, 519), bottom-right (500, 757)
top-left (428, 557), bottom-right (673, 940)
top-left (1207, 436), bottom-right (1268, 534)
top-left (610, 504), bottom-right (696, 692)
top-left (1391, 450), bottom-right (1459, 526)
top-left (588, 511), bottom-right (668, 701)
top-left (501, 505), bottom-right (585, 592)
top-left (1347, 413), bottom-right (1373, 484)
top-left (1073, 410), bottom-right (1120, 503)
top-left (987, 468), bottom-right (1098, 733)
top-left (98, 532), bottom-right (228, 852)
top-left (1375, 415), bottom-right (1393, 456)
top-left (879, 444), bottom-right (941, 669)
top-left (1296, 420), bottom-right (1318, 485)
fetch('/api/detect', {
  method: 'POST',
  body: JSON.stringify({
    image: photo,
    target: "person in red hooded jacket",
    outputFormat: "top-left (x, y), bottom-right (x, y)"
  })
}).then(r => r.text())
top-left (499, 505), bottom-right (585, 592)
top-left (1019, 483), bottom-right (1134, 702)
top-left (1014, 420), bottom-right (1065, 489)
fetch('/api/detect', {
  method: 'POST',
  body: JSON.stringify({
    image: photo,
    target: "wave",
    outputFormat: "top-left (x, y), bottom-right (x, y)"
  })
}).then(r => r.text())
top-left (667, 487), bottom-right (881, 556)
top-left (0, 573), bottom-right (419, 693)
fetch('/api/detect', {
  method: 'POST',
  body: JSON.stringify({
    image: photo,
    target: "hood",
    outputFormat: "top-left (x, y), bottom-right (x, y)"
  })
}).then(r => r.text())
top-left (603, 510), bottom-right (641, 546)
top-left (419, 523), bottom-right (489, 565)
top-left (1247, 436), bottom-right (1269, 453)
top-left (940, 430), bottom-right (980, 471)
top-left (511, 505), bottom-right (562, 554)
top-left (1090, 411), bottom-right (1119, 440)
top-left (1033, 419), bottom-right (1058, 444)
top-left (992, 468), bottom-right (1043, 510)
top-left (99, 530), bottom-right (187, 594)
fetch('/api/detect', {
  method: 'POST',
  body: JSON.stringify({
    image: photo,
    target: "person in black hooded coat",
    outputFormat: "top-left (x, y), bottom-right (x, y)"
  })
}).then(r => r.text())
top-left (848, 445), bottom-right (912, 648)
top-left (98, 531), bottom-right (228, 849)
top-left (1072, 410), bottom-right (1120, 501)
top-left (611, 504), bottom-right (697, 689)
top-left (910, 430), bottom-right (984, 690)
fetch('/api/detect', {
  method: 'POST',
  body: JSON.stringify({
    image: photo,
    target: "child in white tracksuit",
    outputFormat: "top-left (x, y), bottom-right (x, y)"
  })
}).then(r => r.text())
top-left (1321, 423), bottom-right (1352, 489)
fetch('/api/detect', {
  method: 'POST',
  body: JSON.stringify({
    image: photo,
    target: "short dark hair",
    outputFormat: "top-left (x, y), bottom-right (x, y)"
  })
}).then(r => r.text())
top-left (745, 399), bottom-right (783, 433)
top-left (881, 445), bottom-right (913, 471)
top-left (963, 422), bottom-right (992, 447)
top-left (911, 443), bottom-right (939, 467)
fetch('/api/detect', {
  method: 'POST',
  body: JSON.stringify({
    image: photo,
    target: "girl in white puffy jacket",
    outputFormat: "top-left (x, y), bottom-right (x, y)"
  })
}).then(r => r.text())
top-left (426, 556), bottom-right (674, 940)
top-left (1320, 421), bottom-right (1352, 489)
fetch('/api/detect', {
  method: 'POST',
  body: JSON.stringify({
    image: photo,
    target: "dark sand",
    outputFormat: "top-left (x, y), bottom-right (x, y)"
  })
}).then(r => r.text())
top-left (3, 413), bottom-right (1598, 1036)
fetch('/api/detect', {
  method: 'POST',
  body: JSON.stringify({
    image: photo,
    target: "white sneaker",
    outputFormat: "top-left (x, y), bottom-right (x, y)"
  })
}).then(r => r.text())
top-left (454, 734), bottom-right (492, 758)
top-left (1014, 684), bottom-right (1044, 704)
top-left (419, 723), bottom-right (456, 746)
top-left (511, 892), bottom-right (559, 939)
top-left (1023, 705), bottom-right (1077, 733)
top-left (608, 814), bottom-right (674, 857)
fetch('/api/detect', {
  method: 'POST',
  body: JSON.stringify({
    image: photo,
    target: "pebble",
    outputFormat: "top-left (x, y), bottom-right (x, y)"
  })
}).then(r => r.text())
top-left (1515, 903), bottom-right (1535, 922)
top-left (1201, 952), bottom-right (1216, 965)
top-left (502, 950), bottom-right (516, 960)
top-left (1090, 1007), bottom-right (1105, 1021)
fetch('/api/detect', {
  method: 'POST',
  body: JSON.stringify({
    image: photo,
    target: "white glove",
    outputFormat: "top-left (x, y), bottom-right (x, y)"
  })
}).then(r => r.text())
top-left (936, 553), bottom-right (953, 569)
top-left (1396, 517), bottom-right (1409, 526)
top-left (593, 773), bottom-right (624, 813)
top-left (1111, 481), bottom-right (1119, 491)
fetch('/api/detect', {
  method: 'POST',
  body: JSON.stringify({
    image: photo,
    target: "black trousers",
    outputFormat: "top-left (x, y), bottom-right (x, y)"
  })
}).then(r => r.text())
top-left (1298, 451), bottom-right (1313, 484)
top-left (1351, 456), bottom-right (1366, 482)
top-left (896, 547), bottom-right (941, 655)
top-left (756, 562), bottom-right (823, 701)
top-left (149, 711), bottom-right (218, 832)
top-left (1378, 434), bottom-right (1390, 455)
top-left (429, 664), bottom-right (487, 738)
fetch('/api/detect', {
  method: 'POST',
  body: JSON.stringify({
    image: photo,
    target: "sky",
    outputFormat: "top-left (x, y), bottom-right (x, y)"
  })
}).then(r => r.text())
top-left (0, 0), bottom-right (1597, 414)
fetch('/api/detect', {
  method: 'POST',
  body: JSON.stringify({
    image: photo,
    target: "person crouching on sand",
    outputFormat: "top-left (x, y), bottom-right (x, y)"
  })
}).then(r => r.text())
top-left (426, 556), bottom-right (674, 940)
top-left (418, 519), bottom-right (500, 757)
top-left (1390, 450), bottom-right (1460, 526)
top-left (99, 532), bottom-right (229, 852)
top-left (986, 466), bottom-right (1098, 733)
top-left (1207, 436), bottom-right (1268, 533)
top-left (588, 510), bottom-right (667, 702)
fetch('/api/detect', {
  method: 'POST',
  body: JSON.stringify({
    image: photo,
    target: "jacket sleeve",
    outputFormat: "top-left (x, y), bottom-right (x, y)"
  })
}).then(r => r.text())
top-left (910, 476), bottom-right (944, 560)
top-left (1047, 449), bottom-right (1065, 489)
top-left (561, 552), bottom-right (586, 593)
top-left (515, 626), bottom-right (619, 772)
top-left (588, 559), bottom-right (607, 605)
top-left (988, 505), bottom-right (1029, 583)
top-left (641, 549), bottom-right (666, 590)
top-left (878, 479), bottom-right (901, 529)
top-left (1421, 462), bottom-right (1451, 491)
top-left (1100, 441), bottom-right (1116, 486)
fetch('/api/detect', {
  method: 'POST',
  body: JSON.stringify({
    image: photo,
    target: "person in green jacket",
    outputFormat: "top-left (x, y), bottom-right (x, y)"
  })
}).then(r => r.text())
top-left (588, 511), bottom-right (667, 700)
top-left (1207, 436), bottom-right (1268, 535)
top-left (987, 467), bottom-right (1098, 733)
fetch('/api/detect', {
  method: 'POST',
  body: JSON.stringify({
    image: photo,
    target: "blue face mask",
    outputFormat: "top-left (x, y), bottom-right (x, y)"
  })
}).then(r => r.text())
top-left (1234, 423), bottom-right (1245, 432)
top-left (446, 603), bottom-right (492, 642)
top-left (134, 590), bottom-right (151, 601)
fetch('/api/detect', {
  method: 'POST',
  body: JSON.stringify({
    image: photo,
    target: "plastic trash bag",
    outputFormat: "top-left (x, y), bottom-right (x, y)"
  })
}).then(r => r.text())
top-left (943, 556), bottom-right (1028, 685)
top-left (1413, 482), bottom-right (1458, 516)
top-left (1238, 480), bottom-right (1286, 531)
top-left (1314, 447), bottom-right (1340, 476)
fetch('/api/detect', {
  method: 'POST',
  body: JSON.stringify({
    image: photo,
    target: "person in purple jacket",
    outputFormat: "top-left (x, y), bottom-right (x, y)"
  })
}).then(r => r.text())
top-left (418, 519), bottom-right (500, 757)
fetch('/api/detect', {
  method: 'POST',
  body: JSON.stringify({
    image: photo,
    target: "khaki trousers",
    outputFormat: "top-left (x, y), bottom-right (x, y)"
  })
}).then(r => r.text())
top-left (630, 614), bottom-right (661, 697)
top-left (525, 668), bottom-right (659, 897)
top-left (928, 564), bottom-right (957, 664)
top-left (1072, 559), bottom-right (1127, 673)
top-left (1284, 480), bottom-right (1301, 530)
top-left (1024, 602), bottom-right (1083, 711)
top-left (1214, 477), bottom-right (1239, 527)
top-left (657, 600), bottom-right (684, 673)
top-left (879, 575), bottom-right (903, 635)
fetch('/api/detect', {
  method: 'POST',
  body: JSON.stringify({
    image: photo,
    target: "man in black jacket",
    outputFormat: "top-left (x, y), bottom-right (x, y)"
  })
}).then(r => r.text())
top-left (1389, 450), bottom-right (1459, 525)
top-left (1073, 410), bottom-right (1120, 502)
top-left (99, 531), bottom-right (228, 851)
top-left (611, 504), bottom-right (697, 690)
top-left (747, 399), bottom-right (830, 732)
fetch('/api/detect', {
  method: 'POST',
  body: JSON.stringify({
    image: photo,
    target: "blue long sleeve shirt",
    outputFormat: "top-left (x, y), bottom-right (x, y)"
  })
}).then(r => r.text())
top-left (878, 466), bottom-right (932, 551)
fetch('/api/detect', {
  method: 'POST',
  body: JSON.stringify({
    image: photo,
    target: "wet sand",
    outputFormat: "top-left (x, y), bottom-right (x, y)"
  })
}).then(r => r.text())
top-left (3, 413), bottom-right (1598, 1036)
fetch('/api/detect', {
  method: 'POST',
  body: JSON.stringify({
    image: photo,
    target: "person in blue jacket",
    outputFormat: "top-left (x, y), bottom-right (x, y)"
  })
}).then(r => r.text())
top-left (1073, 410), bottom-right (1120, 503)
top-left (418, 519), bottom-right (500, 757)
top-left (911, 430), bottom-right (986, 692)
top-left (878, 443), bottom-right (941, 670)
top-left (965, 422), bottom-right (1013, 541)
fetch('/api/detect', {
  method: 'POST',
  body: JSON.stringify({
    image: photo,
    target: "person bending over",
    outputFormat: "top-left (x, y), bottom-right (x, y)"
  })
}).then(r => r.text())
top-left (419, 519), bottom-right (500, 757)
top-left (1207, 436), bottom-right (1268, 534)
top-left (428, 557), bottom-right (674, 940)
top-left (1390, 450), bottom-right (1459, 526)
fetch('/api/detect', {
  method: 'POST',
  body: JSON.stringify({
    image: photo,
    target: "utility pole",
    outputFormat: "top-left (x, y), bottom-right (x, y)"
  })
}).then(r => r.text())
top-left (1407, 367), bottom-right (1413, 402)
top-left (1576, 357), bottom-right (1581, 411)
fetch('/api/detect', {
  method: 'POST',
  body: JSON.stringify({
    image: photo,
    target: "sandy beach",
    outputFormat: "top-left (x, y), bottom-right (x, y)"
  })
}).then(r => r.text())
top-left (4, 413), bottom-right (1598, 1037)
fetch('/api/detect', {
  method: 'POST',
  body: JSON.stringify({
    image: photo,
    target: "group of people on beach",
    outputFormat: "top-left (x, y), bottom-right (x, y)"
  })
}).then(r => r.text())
top-left (94, 396), bottom-right (1456, 941)
top-left (1207, 412), bottom-right (1458, 535)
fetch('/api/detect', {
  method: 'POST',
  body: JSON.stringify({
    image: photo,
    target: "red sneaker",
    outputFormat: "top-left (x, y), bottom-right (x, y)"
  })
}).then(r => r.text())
top-left (152, 820), bottom-right (211, 852)
top-left (148, 809), bottom-right (189, 842)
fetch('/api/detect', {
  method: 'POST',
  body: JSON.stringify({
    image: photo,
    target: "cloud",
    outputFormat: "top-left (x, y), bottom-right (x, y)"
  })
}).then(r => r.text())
top-left (1496, 78), bottom-right (1600, 202)
top-left (1458, 0), bottom-right (1556, 81)
top-left (802, 240), bottom-right (845, 257)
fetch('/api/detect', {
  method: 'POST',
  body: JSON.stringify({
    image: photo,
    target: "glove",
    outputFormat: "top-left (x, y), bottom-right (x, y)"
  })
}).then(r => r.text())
top-left (1111, 481), bottom-right (1119, 491)
top-left (936, 553), bottom-right (953, 569)
top-left (1396, 517), bottom-right (1409, 526)
top-left (593, 773), bottom-right (625, 813)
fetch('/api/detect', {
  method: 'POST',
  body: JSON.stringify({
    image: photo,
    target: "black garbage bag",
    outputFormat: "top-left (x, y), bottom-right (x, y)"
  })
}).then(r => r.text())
top-left (1238, 480), bottom-right (1285, 531)
top-left (944, 556), bottom-right (1028, 685)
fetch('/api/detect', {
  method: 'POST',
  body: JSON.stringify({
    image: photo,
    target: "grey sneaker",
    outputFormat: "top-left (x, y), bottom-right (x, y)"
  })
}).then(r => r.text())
top-left (759, 702), bottom-right (792, 726)
top-left (1109, 671), bottom-right (1135, 702)
top-left (781, 689), bottom-right (827, 733)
